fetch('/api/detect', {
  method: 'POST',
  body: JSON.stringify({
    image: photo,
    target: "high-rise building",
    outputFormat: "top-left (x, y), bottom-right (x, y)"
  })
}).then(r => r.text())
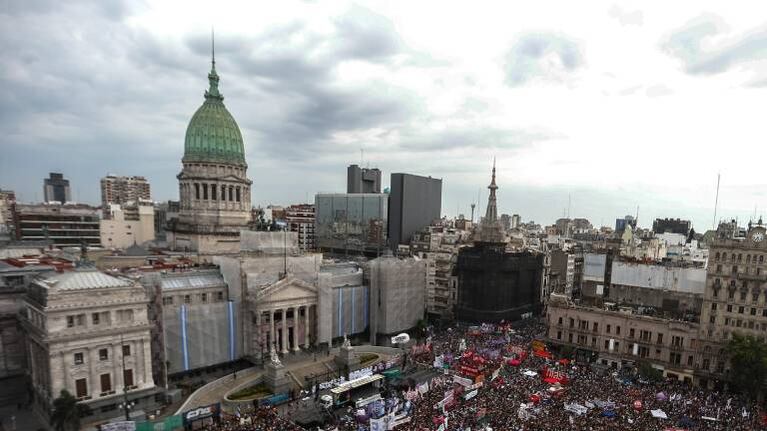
top-left (347, 164), bottom-right (381, 194)
top-left (167, 47), bottom-right (252, 253)
top-left (0, 189), bottom-right (15, 237)
top-left (43, 172), bottom-right (71, 203)
top-left (314, 193), bottom-right (388, 256)
top-left (511, 214), bottom-right (521, 229)
top-left (100, 175), bottom-right (151, 216)
top-left (388, 173), bottom-right (442, 249)
top-left (285, 204), bottom-right (315, 252)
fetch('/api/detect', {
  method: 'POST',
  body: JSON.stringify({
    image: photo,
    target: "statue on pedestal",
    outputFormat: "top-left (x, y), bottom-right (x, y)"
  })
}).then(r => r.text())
top-left (270, 343), bottom-right (282, 366)
top-left (342, 334), bottom-right (351, 349)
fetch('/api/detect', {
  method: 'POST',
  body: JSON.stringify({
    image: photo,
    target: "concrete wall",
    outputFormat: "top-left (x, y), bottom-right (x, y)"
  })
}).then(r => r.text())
top-left (610, 262), bottom-right (706, 294)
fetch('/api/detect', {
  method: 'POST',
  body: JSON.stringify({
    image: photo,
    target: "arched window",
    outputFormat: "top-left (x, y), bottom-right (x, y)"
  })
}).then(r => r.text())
top-left (236, 187), bottom-right (241, 202)
top-left (229, 186), bottom-right (234, 201)
top-left (221, 185), bottom-right (227, 201)
top-left (211, 184), bottom-right (217, 200)
top-left (202, 183), bottom-right (208, 200)
top-left (195, 183), bottom-right (200, 200)
top-left (715, 252), bottom-right (720, 261)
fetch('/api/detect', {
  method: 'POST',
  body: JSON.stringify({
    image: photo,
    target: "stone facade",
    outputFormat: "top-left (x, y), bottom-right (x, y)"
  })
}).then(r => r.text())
top-left (546, 298), bottom-right (701, 384)
top-left (22, 269), bottom-right (156, 420)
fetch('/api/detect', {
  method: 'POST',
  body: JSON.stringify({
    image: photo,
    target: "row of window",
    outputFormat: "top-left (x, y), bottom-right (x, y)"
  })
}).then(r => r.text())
top-left (713, 252), bottom-right (765, 264)
top-left (710, 282), bottom-right (764, 303)
top-left (556, 316), bottom-right (685, 347)
top-left (190, 183), bottom-right (243, 202)
top-left (713, 264), bottom-right (763, 275)
top-left (711, 302), bottom-right (767, 317)
top-left (74, 369), bottom-right (134, 400)
top-left (66, 309), bottom-right (134, 328)
top-left (73, 345), bottom-right (131, 365)
top-left (161, 291), bottom-right (225, 306)
top-left (555, 331), bottom-right (691, 365)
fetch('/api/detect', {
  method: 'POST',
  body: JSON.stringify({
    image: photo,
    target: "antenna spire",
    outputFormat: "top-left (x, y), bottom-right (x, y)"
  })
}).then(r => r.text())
top-left (211, 27), bottom-right (216, 70)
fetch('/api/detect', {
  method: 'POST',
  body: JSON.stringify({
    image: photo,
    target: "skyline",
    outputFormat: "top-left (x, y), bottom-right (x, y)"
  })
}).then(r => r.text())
top-left (3, 1), bottom-right (767, 230)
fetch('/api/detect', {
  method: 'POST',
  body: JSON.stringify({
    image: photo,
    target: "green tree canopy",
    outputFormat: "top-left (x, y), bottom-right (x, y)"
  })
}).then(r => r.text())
top-left (51, 390), bottom-right (92, 431)
top-left (728, 334), bottom-right (767, 399)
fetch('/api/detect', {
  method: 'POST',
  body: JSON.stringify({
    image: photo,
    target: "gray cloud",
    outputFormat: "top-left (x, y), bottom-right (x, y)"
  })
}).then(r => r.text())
top-left (663, 14), bottom-right (767, 76)
top-left (504, 33), bottom-right (584, 86)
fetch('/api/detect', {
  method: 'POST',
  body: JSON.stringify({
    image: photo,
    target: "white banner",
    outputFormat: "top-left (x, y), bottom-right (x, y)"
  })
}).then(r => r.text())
top-left (100, 422), bottom-right (136, 431)
top-left (453, 375), bottom-right (473, 387)
top-left (463, 389), bottom-right (478, 401)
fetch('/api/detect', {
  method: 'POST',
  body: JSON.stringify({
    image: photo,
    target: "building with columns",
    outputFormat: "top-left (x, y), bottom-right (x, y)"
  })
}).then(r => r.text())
top-left (22, 268), bottom-right (158, 421)
top-left (252, 276), bottom-right (317, 355)
top-left (167, 49), bottom-right (252, 254)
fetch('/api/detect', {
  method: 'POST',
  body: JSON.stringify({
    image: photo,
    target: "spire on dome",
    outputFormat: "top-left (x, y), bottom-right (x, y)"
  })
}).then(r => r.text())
top-left (205, 28), bottom-right (223, 101)
top-left (476, 158), bottom-right (505, 244)
top-left (484, 157), bottom-right (498, 223)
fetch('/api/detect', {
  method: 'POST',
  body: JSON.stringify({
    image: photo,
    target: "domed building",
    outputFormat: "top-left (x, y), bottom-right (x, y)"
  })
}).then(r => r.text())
top-left (167, 52), bottom-right (252, 253)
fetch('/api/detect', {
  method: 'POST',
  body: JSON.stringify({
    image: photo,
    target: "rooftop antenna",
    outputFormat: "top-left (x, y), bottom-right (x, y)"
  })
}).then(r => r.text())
top-left (567, 194), bottom-right (571, 219)
top-left (713, 173), bottom-right (720, 230)
top-left (635, 205), bottom-right (639, 226)
top-left (211, 27), bottom-right (215, 69)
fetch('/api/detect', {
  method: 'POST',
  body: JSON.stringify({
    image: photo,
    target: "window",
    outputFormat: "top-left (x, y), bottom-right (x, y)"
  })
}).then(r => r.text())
top-left (195, 183), bottom-right (200, 200)
top-left (117, 309), bottom-right (134, 323)
top-left (99, 348), bottom-right (108, 361)
top-left (558, 317), bottom-right (563, 325)
top-left (123, 369), bottom-right (134, 388)
top-left (657, 333), bottom-right (663, 344)
top-left (568, 333), bottom-right (573, 343)
top-left (228, 186), bottom-right (233, 201)
top-left (75, 378), bottom-right (88, 398)
top-left (122, 345), bottom-right (131, 357)
top-left (737, 320), bottom-right (742, 328)
top-left (747, 255), bottom-right (752, 263)
top-left (569, 318), bottom-right (574, 328)
top-left (606, 324), bottom-right (611, 334)
top-left (733, 265), bottom-right (738, 273)
top-left (739, 306), bottom-right (745, 314)
top-left (592, 337), bottom-right (597, 347)
top-left (236, 187), bottom-right (241, 202)
top-left (616, 326), bottom-right (621, 335)
top-left (201, 293), bottom-right (207, 303)
top-left (163, 297), bottom-right (173, 305)
top-left (74, 352), bottom-right (84, 365)
top-left (672, 336), bottom-right (684, 347)
top-left (741, 291), bottom-right (747, 302)
top-left (202, 183), bottom-right (208, 200)
top-left (670, 352), bottom-right (682, 365)
top-left (687, 355), bottom-right (694, 366)
top-left (727, 305), bottom-right (733, 313)
top-left (716, 264), bottom-right (722, 273)
top-left (593, 322), bottom-right (599, 332)
top-left (184, 295), bottom-right (191, 304)
top-left (763, 309), bottom-right (767, 318)
top-left (761, 255), bottom-right (765, 264)
top-left (92, 313), bottom-right (100, 325)
top-left (711, 303), bottom-right (717, 311)
top-left (752, 308), bottom-right (757, 316)
top-left (729, 290), bottom-right (735, 300)
top-left (710, 316), bottom-right (716, 324)
top-left (217, 291), bottom-right (224, 301)
top-left (629, 328), bottom-right (635, 338)
top-left (702, 358), bottom-right (710, 370)
top-left (211, 185), bottom-right (217, 200)
top-left (754, 293), bottom-right (760, 303)
top-left (221, 185), bottom-right (227, 201)
top-left (100, 374), bottom-right (112, 393)
top-left (604, 340), bottom-right (609, 349)
top-left (715, 252), bottom-right (720, 261)
top-left (749, 321), bottom-right (755, 329)
top-left (557, 331), bottom-right (562, 340)
top-left (67, 316), bottom-right (75, 328)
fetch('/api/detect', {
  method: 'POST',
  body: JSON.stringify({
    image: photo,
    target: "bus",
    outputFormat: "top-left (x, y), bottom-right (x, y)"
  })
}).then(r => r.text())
top-left (329, 374), bottom-right (385, 407)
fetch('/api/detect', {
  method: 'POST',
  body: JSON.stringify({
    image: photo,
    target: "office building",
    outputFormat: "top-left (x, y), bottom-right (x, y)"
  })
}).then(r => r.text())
top-left (347, 164), bottom-right (381, 194)
top-left (100, 175), bottom-right (151, 217)
top-left (511, 214), bottom-right (521, 230)
top-left (285, 204), bottom-right (315, 252)
top-left (43, 173), bottom-right (71, 203)
top-left (388, 173), bottom-right (442, 249)
top-left (167, 51), bottom-right (252, 254)
top-left (314, 193), bottom-right (388, 256)
top-left (12, 203), bottom-right (101, 248)
top-left (368, 254), bottom-right (426, 344)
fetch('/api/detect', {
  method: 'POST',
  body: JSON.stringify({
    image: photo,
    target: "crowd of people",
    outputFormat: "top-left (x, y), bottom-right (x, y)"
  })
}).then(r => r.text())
top-left (195, 319), bottom-right (765, 430)
top-left (198, 405), bottom-right (305, 431)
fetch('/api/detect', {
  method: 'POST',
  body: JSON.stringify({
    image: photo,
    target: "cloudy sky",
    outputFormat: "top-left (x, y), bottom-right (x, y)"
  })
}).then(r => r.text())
top-left (3, 0), bottom-right (767, 231)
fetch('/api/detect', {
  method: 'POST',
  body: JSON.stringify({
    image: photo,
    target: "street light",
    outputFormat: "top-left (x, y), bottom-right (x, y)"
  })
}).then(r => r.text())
top-left (118, 400), bottom-right (136, 421)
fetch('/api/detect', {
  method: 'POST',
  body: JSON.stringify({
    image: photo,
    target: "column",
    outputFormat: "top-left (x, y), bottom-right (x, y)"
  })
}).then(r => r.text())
top-left (304, 305), bottom-right (310, 349)
top-left (292, 306), bottom-right (300, 352)
top-left (89, 347), bottom-right (99, 397)
top-left (112, 343), bottom-right (123, 391)
top-left (281, 309), bottom-right (288, 354)
top-left (270, 310), bottom-right (276, 352)
top-left (143, 338), bottom-right (154, 387)
top-left (60, 351), bottom-right (69, 394)
top-left (256, 310), bottom-right (262, 357)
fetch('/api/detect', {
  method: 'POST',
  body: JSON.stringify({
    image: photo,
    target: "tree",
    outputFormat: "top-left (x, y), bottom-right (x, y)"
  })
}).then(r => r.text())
top-left (637, 361), bottom-right (663, 382)
top-left (50, 390), bottom-right (92, 431)
top-left (728, 334), bottom-right (767, 399)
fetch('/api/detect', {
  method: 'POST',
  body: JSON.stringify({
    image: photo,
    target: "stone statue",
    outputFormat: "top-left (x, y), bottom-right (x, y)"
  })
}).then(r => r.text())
top-left (342, 334), bottom-right (351, 349)
top-left (270, 344), bottom-right (282, 366)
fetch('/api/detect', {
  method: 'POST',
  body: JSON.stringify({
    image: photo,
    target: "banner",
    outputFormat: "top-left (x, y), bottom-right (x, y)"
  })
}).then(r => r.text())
top-left (491, 368), bottom-right (501, 381)
top-left (463, 389), bottom-right (478, 401)
top-left (532, 340), bottom-right (546, 352)
top-left (433, 355), bottom-right (444, 369)
top-left (182, 404), bottom-right (220, 425)
top-left (101, 422), bottom-right (136, 431)
top-left (453, 375), bottom-right (473, 387)
top-left (136, 415), bottom-right (183, 431)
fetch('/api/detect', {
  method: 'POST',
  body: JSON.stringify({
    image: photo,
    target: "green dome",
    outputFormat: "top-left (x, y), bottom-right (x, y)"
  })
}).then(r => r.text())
top-left (183, 64), bottom-right (246, 166)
